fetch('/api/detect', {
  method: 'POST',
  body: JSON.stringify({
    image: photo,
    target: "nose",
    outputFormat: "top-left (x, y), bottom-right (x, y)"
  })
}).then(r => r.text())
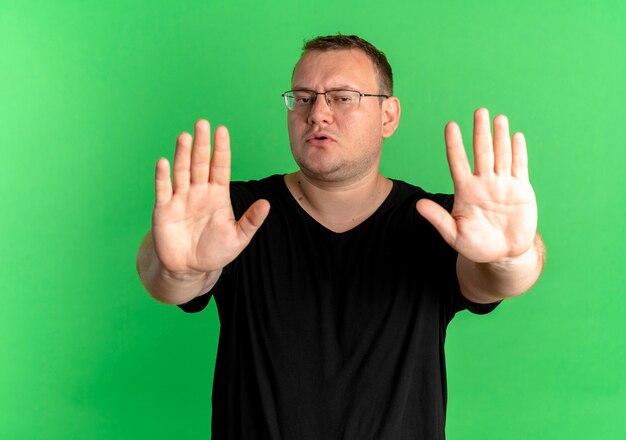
top-left (307, 93), bottom-right (334, 126)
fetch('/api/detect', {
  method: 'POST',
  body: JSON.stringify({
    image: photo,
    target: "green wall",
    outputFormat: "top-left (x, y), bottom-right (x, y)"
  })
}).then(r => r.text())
top-left (2, 0), bottom-right (624, 438)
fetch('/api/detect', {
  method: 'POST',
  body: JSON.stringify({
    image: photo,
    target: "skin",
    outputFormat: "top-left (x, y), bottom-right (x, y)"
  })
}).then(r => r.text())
top-left (283, 49), bottom-right (401, 231)
top-left (417, 110), bottom-right (545, 302)
top-left (287, 49), bottom-right (396, 183)
top-left (135, 122), bottom-right (269, 305)
top-left (136, 48), bottom-right (544, 306)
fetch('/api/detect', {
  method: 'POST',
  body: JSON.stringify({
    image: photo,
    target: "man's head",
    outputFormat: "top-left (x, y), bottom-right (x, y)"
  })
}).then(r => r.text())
top-left (299, 34), bottom-right (393, 96)
top-left (286, 34), bottom-right (401, 183)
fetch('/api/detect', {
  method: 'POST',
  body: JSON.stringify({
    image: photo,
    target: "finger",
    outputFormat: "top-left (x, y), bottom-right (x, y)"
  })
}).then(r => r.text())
top-left (191, 119), bottom-right (212, 184)
top-left (154, 158), bottom-right (172, 207)
top-left (173, 132), bottom-right (192, 193)
top-left (237, 199), bottom-right (271, 240)
top-left (493, 114), bottom-right (512, 175)
top-left (209, 125), bottom-right (231, 186)
top-left (473, 108), bottom-right (494, 175)
top-left (444, 121), bottom-right (471, 183)
top-left (511, 132), bottom-right (528, 179)
top-left (415, 199), bottom-right (458, 248)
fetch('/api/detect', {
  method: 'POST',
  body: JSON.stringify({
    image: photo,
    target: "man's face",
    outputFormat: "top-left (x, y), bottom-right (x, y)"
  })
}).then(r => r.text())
top-left (287, 49), bottom-right (396, 183)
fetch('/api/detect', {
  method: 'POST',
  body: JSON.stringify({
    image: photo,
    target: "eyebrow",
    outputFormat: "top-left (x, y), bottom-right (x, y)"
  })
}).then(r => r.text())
top-left (291, 85), bottom-right (360, 91)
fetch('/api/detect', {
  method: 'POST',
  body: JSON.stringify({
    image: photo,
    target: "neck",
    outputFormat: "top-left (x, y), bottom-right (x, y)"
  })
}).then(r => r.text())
top-left (284, 170), bottom-right (392, 233)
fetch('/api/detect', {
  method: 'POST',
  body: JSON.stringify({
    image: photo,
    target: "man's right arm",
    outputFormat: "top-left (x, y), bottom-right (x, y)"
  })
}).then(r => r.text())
top-left (136, 120), bottom-right (269, 306)
top-left (136, 231), bottom-right (222, 305)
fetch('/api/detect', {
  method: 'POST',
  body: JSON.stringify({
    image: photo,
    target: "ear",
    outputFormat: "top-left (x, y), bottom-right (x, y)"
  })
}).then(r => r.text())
top-left (381, 96), bottom-right (401, 139)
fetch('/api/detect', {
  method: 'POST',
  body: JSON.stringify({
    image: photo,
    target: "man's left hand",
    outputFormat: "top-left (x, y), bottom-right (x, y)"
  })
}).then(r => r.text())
top-left (416, 108), bottom-right (538, 264)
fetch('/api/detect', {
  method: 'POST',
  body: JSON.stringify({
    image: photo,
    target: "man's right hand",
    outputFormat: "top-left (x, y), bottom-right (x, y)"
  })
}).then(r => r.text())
top-left (138, 119), bottom-right (270, 302)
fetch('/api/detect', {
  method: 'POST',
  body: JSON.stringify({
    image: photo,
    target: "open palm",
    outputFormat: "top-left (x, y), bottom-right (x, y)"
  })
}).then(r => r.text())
top-left (416, 108), bottom-right (537, 263)
top-left (151, 120), bottom-right (270, 275)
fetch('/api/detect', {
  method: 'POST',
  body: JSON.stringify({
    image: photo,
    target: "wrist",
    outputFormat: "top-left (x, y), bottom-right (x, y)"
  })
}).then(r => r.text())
top-left (160, 265), bottom-right (209, 283)
top-left (482, 232), bottom-right (545, 273)
top-left (457, 232), bottom-right (545, 301)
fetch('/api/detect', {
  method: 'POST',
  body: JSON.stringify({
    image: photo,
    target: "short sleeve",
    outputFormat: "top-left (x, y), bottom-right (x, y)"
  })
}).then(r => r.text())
top-left (178, 291), bottom-right (212, 313)
top-left (462, 296), bottom-right (501, 315)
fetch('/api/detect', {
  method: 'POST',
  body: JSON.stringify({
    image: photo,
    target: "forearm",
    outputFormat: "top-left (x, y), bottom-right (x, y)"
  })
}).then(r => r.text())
top-left (457, 232), bottom-right (546, 304)
top-left (136, 232), bottom-right (222, 305)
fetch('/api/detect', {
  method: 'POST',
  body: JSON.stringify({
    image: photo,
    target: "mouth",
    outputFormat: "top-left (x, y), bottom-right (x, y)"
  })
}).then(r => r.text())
top-left (306, 133), bottom-right (336, 144)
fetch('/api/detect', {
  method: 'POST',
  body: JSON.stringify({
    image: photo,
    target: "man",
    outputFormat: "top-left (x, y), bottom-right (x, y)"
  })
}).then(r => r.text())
top-left (137, 34), bottom-right (545, 439)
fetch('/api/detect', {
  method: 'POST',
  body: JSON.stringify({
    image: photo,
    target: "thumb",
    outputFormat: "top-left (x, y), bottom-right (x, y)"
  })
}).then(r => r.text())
top-left (415, 198), bottom-right (457, 248)
top-left (236, 199), bottom-right (271, 242)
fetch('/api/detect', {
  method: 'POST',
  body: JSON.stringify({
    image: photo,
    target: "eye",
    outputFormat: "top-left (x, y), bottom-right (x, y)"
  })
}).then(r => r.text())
top-left (330, 91), bottom-right (357, 105)
top-left (293, 92), bottom-right (314, 106)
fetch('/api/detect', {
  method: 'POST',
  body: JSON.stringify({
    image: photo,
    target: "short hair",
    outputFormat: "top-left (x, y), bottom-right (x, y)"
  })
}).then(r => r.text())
top-left (300, 34), bottom-right (393, 96)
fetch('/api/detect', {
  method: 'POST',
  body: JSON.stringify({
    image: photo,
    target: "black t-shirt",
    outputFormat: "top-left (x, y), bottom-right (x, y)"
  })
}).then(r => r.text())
top-left (180, 174), bottom-right (498, 440)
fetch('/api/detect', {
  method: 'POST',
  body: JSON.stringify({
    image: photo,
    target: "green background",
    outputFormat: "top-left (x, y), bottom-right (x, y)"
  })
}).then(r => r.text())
top-left (2, 0), bottom-right (625, 438)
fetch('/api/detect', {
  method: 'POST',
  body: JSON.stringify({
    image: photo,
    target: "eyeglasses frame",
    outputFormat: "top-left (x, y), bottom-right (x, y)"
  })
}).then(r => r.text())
top-left (281, 89), bottom-right (390, 111)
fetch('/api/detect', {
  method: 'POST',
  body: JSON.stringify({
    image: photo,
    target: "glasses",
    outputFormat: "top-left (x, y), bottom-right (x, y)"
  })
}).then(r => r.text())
top-left (282, 89), bottom-right (389, 112)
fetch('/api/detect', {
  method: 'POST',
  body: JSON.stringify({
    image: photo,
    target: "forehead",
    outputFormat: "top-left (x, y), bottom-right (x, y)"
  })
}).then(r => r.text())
top-left (292, 49), bottom-right (378, 89)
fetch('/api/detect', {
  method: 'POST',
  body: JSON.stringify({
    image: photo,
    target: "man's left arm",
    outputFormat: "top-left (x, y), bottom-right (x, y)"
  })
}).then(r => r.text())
top-left (456, 231), bottom-right (545, 304)
top-left (416, 107), bottom-right (545, 303)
